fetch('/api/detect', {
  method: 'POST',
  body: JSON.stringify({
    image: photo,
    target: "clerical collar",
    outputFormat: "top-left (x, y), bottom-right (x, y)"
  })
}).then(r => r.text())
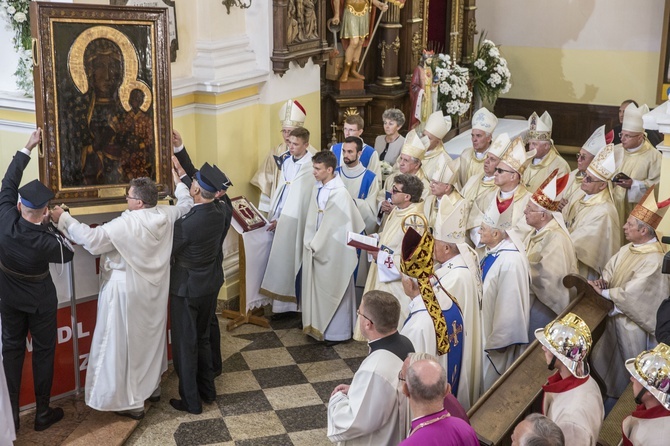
top-left (368, 331), bottom-right (413, 361)
top-left (486, 238), bottom-right (513, 254)
top-left (499, 185), bottom-right (519, 199)
top-left (633, 237), bottom-right (658, 248)
top-left (583, 193), bottom-right (594, 201)
top-left (626, 142), bottom-right (644, 153)
top-left (483, 175), bottom-right (495, 181)
top-left (475, 151), bottom-right (486, 160)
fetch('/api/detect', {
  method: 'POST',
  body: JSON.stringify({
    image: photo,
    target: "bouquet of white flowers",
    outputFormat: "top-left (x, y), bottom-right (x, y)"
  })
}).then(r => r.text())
top-left (0, 0), bottom-right (33, 96)
top-left (432, 53), bottom-right (472, 123)
top-left (471, 36), bottom-right (511, 105)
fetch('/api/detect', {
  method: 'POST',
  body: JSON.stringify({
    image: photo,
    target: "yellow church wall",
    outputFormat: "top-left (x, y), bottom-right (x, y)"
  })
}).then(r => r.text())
top-left (500, 46), bottom-right (661, 107)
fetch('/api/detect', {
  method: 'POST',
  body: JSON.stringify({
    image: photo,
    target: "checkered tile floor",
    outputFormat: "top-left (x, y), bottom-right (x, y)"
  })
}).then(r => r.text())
top-left (126, 313), bottom-right (369, 446)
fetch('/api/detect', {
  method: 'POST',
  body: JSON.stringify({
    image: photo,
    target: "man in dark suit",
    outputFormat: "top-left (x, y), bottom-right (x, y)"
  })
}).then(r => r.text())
top-left (172, 130), bottom-right (232, 377)
top-left (169, 156), bottom-right (232, 413)
top-left (0, 128), bottom-right (74, 431)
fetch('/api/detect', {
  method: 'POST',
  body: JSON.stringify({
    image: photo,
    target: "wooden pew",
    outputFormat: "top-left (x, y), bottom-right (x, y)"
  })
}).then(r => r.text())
top-left (467, 274), bottom-right (613, 445)
top-left (597, 383), bottom-right (636, 446)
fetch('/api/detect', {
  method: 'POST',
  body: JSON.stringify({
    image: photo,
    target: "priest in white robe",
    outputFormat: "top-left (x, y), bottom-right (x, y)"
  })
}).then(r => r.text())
top-left (611, 103), bottom-right (662, 227)
top-left (328, 291), bottom-right (415, 446)
top-left (478, 196), bottom-right (531, 392)
top-left (524, 169), bottom-right (578, 334)
top-left (457, 107), bottom-right (498, 188)
top-left (419, 110), bottom-right (453, 180)
top-left (590, 188), bottom-right (670, 398)
top-left (423, 157), bottom-right (465, 232)
top-left (260, 127), bottom-right (315, 314)
top-left (359, 174), bottom-right (426, 338)
top-left (331, 114), bottom-right (381, 186)
top-left (521, 112), bottom-right (570, 194)
top-left (302, 151), bottom-right (365, 344)
top-left (337, 136), bottom-right (380, 234)
top-left (250, 99), bottom-right (316, 213)
top-left (52, 174), bottom-right (193, 417)
top-left (401, 199), bottom-right (483, 409)
top-left (564, 142), bottom-right (623, 280)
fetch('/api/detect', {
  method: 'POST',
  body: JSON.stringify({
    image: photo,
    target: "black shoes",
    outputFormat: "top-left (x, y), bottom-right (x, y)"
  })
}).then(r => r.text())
top-left (34, 406), bottom-right (64, 431)
top-left (114, 409), bottom-right (145, 421)
top-left (170, 398), bottom-right (202, 414)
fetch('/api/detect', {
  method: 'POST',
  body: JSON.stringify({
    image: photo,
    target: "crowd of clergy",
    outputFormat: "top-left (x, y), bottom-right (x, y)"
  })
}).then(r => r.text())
top-left (252, 99), bottom-right (670, 445)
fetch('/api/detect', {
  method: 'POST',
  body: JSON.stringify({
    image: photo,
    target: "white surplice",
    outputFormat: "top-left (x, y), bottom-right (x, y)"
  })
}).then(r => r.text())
top-left (339, 162), bottom-right (380, 234)
top-left (58, 183), bottom-right (193, 411)
top-left (480, 238), bottom-right (531, 392)
top-left (302, 176), bottom-right (365, 341)
top-left (328, 348), bottom-right (408, 446)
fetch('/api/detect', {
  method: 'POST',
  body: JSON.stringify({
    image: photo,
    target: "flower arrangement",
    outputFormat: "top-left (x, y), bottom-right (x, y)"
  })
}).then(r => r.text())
top-left (0, 0), bottom-right (33, 96)
top-left (471, 36), bottom-right (511, 105)
top-left (431, 53), bottom-right (472, 122)
top-left (380, 160), bottom-right (394, 183)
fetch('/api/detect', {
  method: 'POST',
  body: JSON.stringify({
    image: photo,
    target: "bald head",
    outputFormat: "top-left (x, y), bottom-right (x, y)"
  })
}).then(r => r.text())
top-left (406, 359), bottom-right (447, 404)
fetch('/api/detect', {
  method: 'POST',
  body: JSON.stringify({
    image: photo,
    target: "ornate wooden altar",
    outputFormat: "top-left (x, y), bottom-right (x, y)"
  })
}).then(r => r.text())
top-left (318, 0), bottom-right (479, 149)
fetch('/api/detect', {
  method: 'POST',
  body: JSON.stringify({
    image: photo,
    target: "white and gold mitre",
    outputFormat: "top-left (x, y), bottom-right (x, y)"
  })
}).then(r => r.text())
top-left (401, 129), bottom-right (427, 160)
top-left (424, 110), bottom-right (452, 140)
top-left (279, 99), bottom-right (306, 128)
top-left (434, 199), bottom-right (467, 244)
top-left (430, 157), bottom-right (459, 184)
top-left (586, 143), bottom-right (622, 181)
top-left (472, 107), bottom-right (498, 134)
top-left (482, 196), bottom-right (514, 231)
top-left (622, 102), bottom-right (650, 133)
top-left (487, 132), bottom-right (512, 159)
top-left (582, 125), bottom-right (607, 156)
top-left (500, 136), bottom-right (536, 174)
top-left (527, 111), bottom-right (552, 141)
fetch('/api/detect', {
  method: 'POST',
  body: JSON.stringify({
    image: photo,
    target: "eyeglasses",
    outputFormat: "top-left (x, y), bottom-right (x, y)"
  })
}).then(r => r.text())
top-left (575, 153), bottom-right (590, 161)
top-left (619, 132), bottom-right (640, 140)
top-left (357, 308), bottom-right (373, 324)
top-left (391, 186), bottom-right (406, 195)
top-left (494, 167), bottom-right (516, 175)
top-left (583, 175), bottom-right (604, 183)
top-left (125, 195), bottom-right (141, 201)
top-left (397, 371), bottom-right (405, 382)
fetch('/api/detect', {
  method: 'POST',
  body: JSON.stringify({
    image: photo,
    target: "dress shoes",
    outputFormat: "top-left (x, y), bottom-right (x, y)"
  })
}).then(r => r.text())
top-left (34, 396), bottom-right (64, 431)
top-left (114, 409), bottom-right (145, 421)
top-left (170, 398), bottom-right (202, 414)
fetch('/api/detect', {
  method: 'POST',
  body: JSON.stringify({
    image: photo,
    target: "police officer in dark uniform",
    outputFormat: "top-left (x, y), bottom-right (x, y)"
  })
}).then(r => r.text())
top-left (0, 129), bottom-right (74, 431)
top-left (168, 159), bottom-right (232, 414)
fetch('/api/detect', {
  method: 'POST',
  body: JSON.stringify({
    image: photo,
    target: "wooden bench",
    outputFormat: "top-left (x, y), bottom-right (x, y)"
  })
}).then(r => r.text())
top-left (468, 274), bottom-right (613, 445)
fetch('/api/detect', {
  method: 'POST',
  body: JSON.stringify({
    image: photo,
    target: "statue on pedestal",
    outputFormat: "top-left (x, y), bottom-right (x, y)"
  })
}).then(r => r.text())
top-left (331, 0), bottom-right (388, 82)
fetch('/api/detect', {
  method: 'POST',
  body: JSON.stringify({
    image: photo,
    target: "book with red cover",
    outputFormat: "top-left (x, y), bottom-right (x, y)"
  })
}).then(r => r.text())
top-left (230, 196), bottom-right (267, 232)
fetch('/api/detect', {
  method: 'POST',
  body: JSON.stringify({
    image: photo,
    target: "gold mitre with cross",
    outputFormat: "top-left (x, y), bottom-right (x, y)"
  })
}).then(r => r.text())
top-left (482, 196), bottom-right (514, 231)
top-left (622, 102), bottom-right (650, 133)
top-left (499, 136), bottom-right (536, 174)
top-left (434, 199), bottom-right (467, 245)
top-left (279, 99), bottom-right (306, 128)
top-left (586, 142), bottom-right (623, 181)
top-left (471, 107), bottom-right (498, 134)
top-left (531, 169), bottom-right (569, 212)
top-left (424, 110), bottom-right (452, 140)
top-left (630, 186), bottom-right (670, 230)
top-left (527, 111), bottom-right (552, 141)
top-left (401, 129), bottom-right (427, 160)
top-left (487, 132), bottom-right (512, 159)
top-left (400, 214), bottom-right (450, 356)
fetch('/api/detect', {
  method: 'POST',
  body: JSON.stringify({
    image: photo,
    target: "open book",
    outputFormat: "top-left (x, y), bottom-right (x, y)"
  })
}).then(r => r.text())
top-left (347, 232), bottom-right (379, 252)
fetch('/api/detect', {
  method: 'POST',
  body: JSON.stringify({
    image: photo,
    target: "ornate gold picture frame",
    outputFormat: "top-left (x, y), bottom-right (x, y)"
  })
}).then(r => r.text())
top-left (30, 2), bottom-right (172, 204)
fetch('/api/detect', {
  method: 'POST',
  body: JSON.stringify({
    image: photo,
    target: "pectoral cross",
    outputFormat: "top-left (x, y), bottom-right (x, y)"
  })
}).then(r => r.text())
top-left (449, 320), bottom-right (463, 347)
top-left (403, 215), bottom-right (427, 235)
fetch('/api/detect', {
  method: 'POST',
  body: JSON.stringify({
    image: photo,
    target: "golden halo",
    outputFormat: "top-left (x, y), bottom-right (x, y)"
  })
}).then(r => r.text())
top-left (68, 25), bottom-right (152, 113)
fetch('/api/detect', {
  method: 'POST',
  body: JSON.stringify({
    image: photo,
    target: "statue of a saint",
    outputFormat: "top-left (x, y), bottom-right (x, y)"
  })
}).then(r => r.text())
top-left (331, 0), bottom-right (388, 82)
top-left (409, 50), bottom-right (435, 130)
